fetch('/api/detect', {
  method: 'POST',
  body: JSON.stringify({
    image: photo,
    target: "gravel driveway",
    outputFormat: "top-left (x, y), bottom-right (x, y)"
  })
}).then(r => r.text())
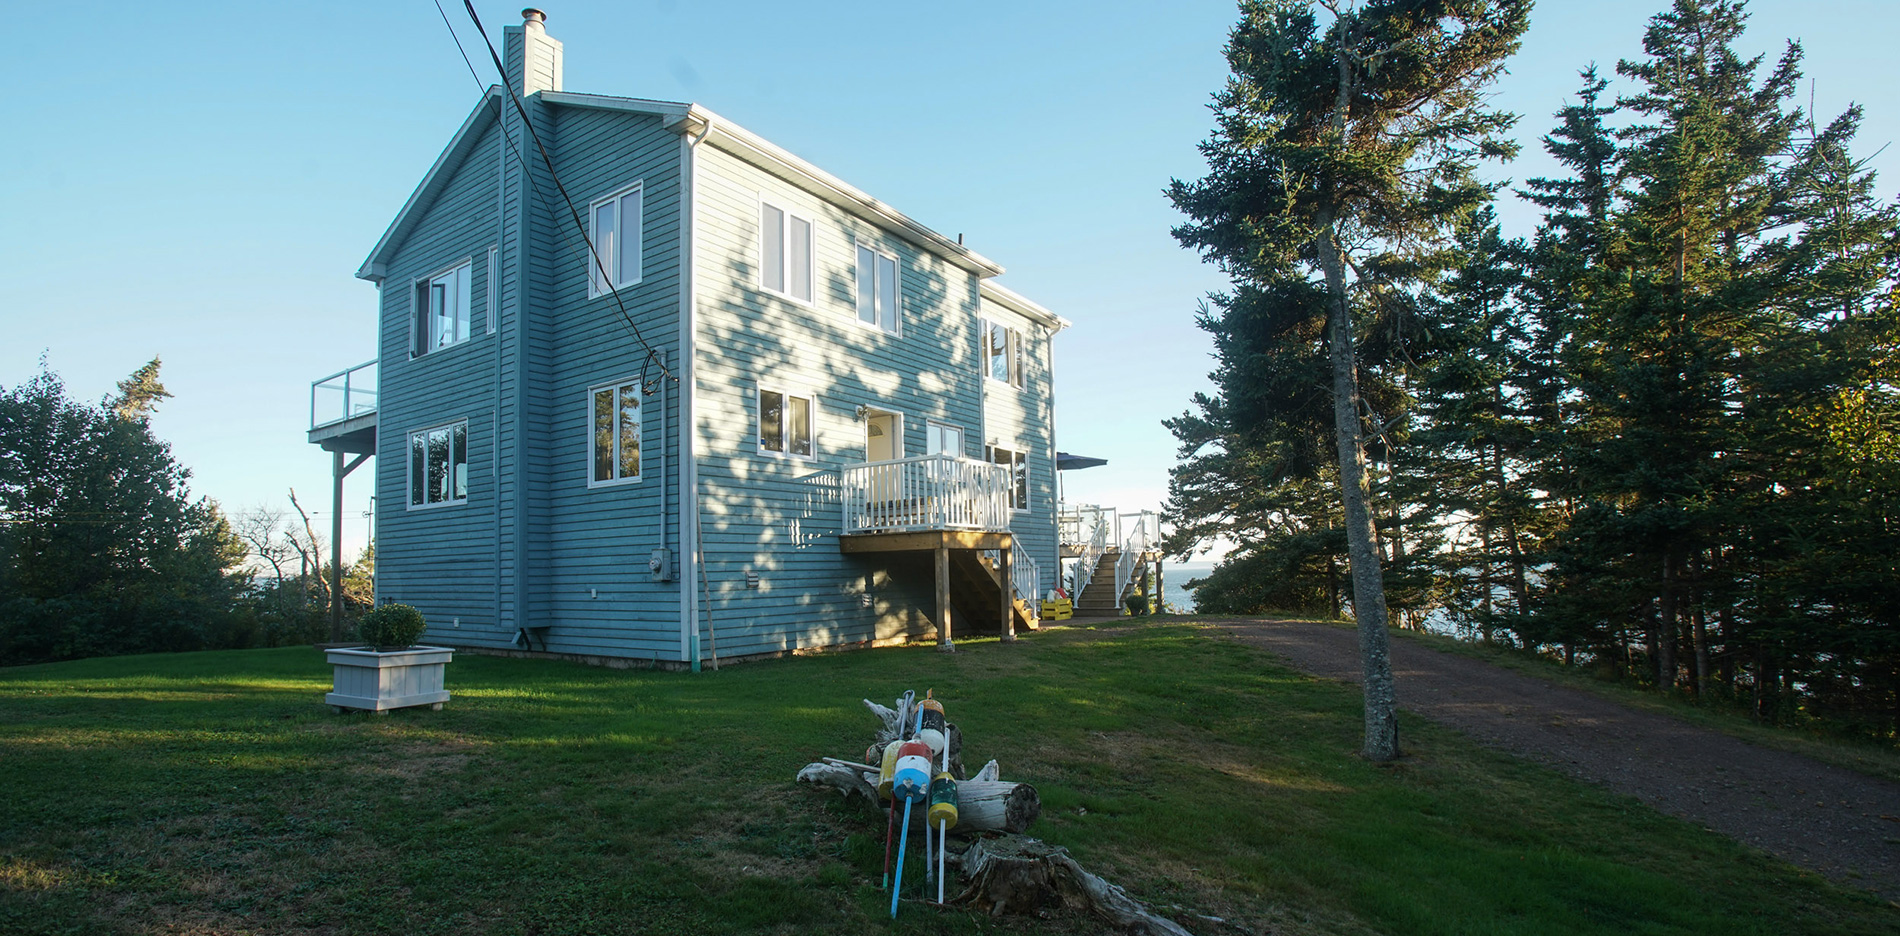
top-left (1096, 617), bottom-right (1900, 901)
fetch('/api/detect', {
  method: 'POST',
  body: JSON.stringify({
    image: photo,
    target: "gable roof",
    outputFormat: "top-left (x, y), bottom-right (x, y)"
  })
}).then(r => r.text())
top-left (542, 91), bottom-right (1005, 278)
top-left (358, 88), bottom-right (1013, 284)
top-left (980, 280), bottom-right (1070, 332)
top-left (355, 88), bottom-right (502, 283)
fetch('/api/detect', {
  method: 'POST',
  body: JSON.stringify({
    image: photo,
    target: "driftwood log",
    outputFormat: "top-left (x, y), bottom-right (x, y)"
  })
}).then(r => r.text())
top-left (954, 835), bottom-right (1193, 936)
top-left (795, 767), bottom-right (1040, 834)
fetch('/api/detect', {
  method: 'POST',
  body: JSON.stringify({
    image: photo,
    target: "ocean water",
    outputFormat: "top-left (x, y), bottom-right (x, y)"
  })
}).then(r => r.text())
top-left (1160, 560), bottom-right (1219, 613)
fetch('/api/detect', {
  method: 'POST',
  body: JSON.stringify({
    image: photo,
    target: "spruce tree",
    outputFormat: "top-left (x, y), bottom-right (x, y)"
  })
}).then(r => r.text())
top-left (1169, 0), bottom-right (1529, 760)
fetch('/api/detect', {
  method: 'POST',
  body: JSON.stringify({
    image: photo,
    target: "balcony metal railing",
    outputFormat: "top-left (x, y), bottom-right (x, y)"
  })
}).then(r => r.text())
top-left (310, 360), bottom-right (378, 430)
top-left (841, 454), bottom-right (1012, 534)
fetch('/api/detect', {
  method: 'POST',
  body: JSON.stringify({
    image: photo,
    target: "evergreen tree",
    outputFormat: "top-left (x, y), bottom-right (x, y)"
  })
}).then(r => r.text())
top-left (1168, 0), bottom-right (1529, 760)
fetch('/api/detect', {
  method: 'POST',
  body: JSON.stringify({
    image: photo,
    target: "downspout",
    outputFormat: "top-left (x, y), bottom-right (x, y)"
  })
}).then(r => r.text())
top-left (678, 115), bottom-right (710, 670)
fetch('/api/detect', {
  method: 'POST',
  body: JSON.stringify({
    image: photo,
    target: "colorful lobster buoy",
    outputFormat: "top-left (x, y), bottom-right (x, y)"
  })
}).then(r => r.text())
top-left (929, 772), bottom-right (958, 904)
top-left (892, 740), bottom-right (933, 802)
top-left (877, 739), bottom-right (903, 802)
top-left (916, 690), bottom-right (947, 755)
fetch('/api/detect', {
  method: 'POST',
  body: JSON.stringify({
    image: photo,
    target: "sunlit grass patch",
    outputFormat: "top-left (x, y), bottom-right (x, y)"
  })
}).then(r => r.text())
top-left (0, 629), bottom-right (1892, 935)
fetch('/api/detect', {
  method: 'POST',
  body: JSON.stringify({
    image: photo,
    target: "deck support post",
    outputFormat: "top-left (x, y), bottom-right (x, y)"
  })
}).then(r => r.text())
top-left (329, 450), bottom-right (371, 642)
top-left (1000, 535), bottom-right (1015, 642)
top-left (936, 545), bottom-right (954, 651)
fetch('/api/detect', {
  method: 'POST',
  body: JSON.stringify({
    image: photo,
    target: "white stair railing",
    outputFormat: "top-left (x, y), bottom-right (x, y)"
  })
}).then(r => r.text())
top-left (1012, 543), bottom-right (1040, 623)
top-left (1070, 509), bottom-right (1110, 601)
top-left (1112, 510), bottom-right (1161, 608)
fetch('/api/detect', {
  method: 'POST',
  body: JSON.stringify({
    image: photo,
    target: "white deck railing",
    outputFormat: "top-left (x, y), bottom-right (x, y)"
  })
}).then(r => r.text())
top-left (1069, 506), bottom-right (1111, 598)
top-left (1113, 510), bottom-right (1161, 602)
top-left (841, 455), bottom-right (1011, 534)
top-left (311, 360), bottom-right (378, 429)
top-left (983, 543), bottom-right (1043, 624)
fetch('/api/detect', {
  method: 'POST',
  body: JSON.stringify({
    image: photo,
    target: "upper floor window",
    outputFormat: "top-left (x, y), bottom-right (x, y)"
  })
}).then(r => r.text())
top-left (761, 201), bottom-right (813, 304)
top-left (412, 261), bottom-right (472, 357)
top-left (758, 387), bottom-right (813, 458)
top-left (590, 381), bottom-right (642, 485)
top-left (409, 421), bottom-right (468, 508)
top-left (986, 444), bottom-right (1028, 511)
top-left (856, 244), bottom-right (900, 333)
top-left (589, 182), bottom-right (644, 297)
top-left (984, 320), bottom-right (1025, 389)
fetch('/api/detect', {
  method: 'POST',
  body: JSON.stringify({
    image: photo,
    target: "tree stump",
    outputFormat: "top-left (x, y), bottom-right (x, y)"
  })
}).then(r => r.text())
top-left (954, 835), bottom-right (1194, 936)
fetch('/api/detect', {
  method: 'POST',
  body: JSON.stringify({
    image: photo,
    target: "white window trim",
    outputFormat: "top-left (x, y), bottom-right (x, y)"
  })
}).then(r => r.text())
top-left (756, 384), bottom-right (818, 460)
top-left (587, 181), bottom-right (645, 298)
top-left (853, 239), bottom-right (903, 336)
top-left (406, 419), bottom-right (471, 511)
top-left (925, 419), bottom-right (965, 459)
top-left (981, 318), bottom-right (1027, 391)
top-left (986, 441), bottom-right (1030, 513)
top-left (759, 196), bottom-right (816, 307)
top-left (586, 380), bottom-right (644, 488)
top-left (485, 245), bottom-right (499, 335)
top-left (410, 257), bottom-right (476, 359)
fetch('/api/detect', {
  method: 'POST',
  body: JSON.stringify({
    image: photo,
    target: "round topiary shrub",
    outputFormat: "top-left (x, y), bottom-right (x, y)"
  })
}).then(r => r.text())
top-left (357, 603), bottom-right (427, 651)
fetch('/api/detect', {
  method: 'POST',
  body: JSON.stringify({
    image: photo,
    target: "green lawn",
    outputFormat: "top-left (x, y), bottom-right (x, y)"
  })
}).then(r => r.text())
top-left (0, 625), bottom-right (1891, 935)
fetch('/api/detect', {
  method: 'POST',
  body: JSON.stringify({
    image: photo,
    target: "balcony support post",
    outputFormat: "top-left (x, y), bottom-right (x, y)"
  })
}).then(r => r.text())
top-left (999, 534), bottom-right (1015, 643)
top-left (330, 450), bottom-right (370, 642)
top-left (936, 544), bottom-right (953, 651)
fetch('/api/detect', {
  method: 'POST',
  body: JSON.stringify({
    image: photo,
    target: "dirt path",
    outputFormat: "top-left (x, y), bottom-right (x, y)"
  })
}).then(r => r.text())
top-left (1088, 616), bottom-right (1900, 900)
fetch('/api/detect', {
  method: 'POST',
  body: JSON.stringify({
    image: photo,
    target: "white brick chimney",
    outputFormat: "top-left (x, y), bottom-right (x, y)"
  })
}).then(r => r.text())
top-left (504, 8), bottom-right (563, 97)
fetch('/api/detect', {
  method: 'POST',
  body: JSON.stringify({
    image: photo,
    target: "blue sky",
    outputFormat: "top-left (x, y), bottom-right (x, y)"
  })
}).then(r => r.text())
top-left (2, 0), bottom-right (1895, 563)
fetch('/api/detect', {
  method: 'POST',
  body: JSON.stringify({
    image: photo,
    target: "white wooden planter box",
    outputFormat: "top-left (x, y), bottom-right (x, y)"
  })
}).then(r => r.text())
top-left (326, 646), bottom-right (453, 713)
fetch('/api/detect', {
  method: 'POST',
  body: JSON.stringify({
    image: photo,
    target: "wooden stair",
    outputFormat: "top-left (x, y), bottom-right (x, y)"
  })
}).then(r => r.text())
top-left (948, 550), bottom-right (1040, 634)
top-left (1073, 548), bottom-right (1152, 615)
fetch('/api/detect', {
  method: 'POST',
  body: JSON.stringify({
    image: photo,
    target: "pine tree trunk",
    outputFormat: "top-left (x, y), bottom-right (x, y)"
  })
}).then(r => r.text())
top-left (1317, 203), bottom-right (1399, 762)
top-left (1657, 555), bottom-right (1679, 693)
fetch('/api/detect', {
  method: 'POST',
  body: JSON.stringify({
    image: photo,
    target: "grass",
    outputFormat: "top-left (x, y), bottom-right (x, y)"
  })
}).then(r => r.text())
top-left (0, 625), bottom-right (1892, 935)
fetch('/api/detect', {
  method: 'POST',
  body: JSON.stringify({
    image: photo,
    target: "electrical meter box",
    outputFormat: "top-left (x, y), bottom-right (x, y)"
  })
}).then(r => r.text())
top-left (648, 547), bottom-right (673, 583)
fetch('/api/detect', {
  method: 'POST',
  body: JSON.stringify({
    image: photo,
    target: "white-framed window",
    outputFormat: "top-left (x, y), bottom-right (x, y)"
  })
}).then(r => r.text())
top-left (758, 386), bottom-right (814, 458)
top-left (984, 319), bottom-right (1026, 389)
top-left (925, 421), bottom-right (963, 458)
top-left (760, 200), bottom-right (814, 304)
top-left (589, 380), bottom-right (642, 486)
top-left (986, 443), bottom-right (1028, 511)
top-left (589, 182), bottom-right (644, 297)
top-left (412, 260), bottom-right (473, 356)
top-left (855, 243), bottom-right (900, 333)
top-left (408, 421), bottom-right (469, 508)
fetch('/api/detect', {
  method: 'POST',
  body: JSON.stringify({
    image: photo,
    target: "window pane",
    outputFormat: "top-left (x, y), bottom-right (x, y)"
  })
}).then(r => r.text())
top-left (788, 395), bottom-right (812, 457)
top-left (593, 389), bottom-right (613, 482)
top-left (878, 254), bottom-right (897, 332)
top-left (1014, 452), bottom-right (1028, 510)
top-left (760, 204), bottom-right (784, 292)
top-left (593, 200), bottom-right (617, 291)
top-left (988, 323), bottom-right (1008, 382)
top-left (413, 283), bottom-right (429, 356)
top-left (431, 282), bottom-right (450, 348)
top-left (428, 428), bottom-right (450, 504)
top-left (617, 190), bottom-right (641, 287)
top-left (759, 390), bottom-right (783, 452)
top-left (618, 383), bottom-right (641, 478)
top-left (452, 423), bottom-right (468, 500)
top-left (944, 426), bottom-right (962, 456)
top-left (1011, 329), bottom-right (1024, 388)
top-left (856, 246), bottom-right (876, 323)
top-left (410, 432), bottom-right (426, 505)
top-left (457, 265), bottom-right (472, 342)
top-left (789, 215), bottom-right (812, 302)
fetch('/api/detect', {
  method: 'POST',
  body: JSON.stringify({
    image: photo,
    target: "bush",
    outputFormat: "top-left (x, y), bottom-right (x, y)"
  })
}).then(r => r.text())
top-left (356, 603), bottom-right (427, 650)
top-left (1125, 594), bottom-right (1151, 615)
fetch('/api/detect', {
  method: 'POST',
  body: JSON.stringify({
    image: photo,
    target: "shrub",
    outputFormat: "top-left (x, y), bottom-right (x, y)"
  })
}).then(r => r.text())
top-left (1125, 594), bottom-right (1151, 615)
top-left (356, 603), bottom-right (427, 650)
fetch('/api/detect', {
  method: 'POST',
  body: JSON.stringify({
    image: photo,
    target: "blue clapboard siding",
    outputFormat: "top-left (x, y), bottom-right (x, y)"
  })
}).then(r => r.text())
top-left (528, 104), bottom-right (684, 661)
top-left (691, 142), bottom-right (1009, 656)
top-left (373, 99), bottom-right (506, 645)
top-left (978, 294), bottom-right (1061, 592)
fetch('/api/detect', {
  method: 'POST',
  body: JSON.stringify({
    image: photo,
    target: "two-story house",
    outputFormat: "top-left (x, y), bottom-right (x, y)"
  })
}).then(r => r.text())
top-left (308, 9), bottom-right (1066, 667)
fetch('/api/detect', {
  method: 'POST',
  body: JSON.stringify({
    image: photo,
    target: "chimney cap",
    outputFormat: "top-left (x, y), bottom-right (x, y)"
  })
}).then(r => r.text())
top-left (522, 8), bottom-right (546, 25)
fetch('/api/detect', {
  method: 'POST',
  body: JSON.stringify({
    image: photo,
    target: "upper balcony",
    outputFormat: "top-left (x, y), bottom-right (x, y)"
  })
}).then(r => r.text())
top-left (307, 360), bottom-right (378, 454)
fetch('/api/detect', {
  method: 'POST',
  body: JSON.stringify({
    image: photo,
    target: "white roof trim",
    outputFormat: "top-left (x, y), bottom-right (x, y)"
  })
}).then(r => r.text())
top-left (357, 88), bottom-right (502, 282)
top-left (980, 281), bottom-right (1070, 332)
top-left (544, 92), bottom-right (1005, 278)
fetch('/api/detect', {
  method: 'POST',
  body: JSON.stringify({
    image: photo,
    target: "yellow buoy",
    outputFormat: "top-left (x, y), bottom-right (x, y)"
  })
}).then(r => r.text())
top-left (926, 772), bottom-right (958, 829)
